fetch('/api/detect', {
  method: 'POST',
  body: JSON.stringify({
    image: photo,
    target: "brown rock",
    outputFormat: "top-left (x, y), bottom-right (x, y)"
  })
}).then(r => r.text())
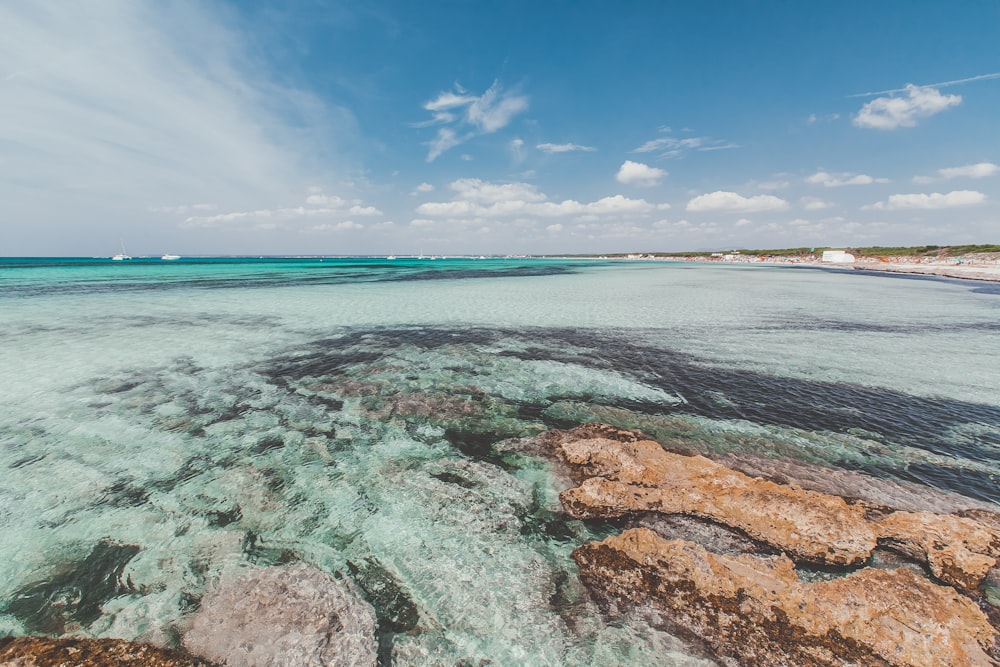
top-left (572, 528), bottom-right (999, 667)
top-left (0, 636), bottom-right (215, 666)
top-left (877, 511), bottom-right (1000, 593)
top-left (548, 424), bottom-right (1000, 590)
top-left (551, 427), bottom-right (877, 565)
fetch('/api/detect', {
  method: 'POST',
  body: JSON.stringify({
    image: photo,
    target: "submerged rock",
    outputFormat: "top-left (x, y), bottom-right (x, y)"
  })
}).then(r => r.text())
top-left (541, 424), bottom-right (1000, 591)
top-left (876, 511), bottom-right (1000, 593)
top-left (531, 424), bottom-right (1000, 665)
top-left (0, 636), bottom-right (215, 666)
top-left (547, 424), bottom-right (878, 566)
top-left (182, 563), bottom-right (377, 667)
top-left (573, 528), bottom-right (998, 667)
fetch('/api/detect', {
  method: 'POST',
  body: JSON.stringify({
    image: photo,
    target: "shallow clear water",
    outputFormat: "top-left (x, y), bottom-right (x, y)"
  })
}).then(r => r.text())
top-left (1, 257), bottom-right (998, 664)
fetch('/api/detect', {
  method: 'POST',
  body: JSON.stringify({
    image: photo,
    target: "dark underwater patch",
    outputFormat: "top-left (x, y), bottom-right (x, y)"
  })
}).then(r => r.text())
top-left (261, 325), bottom-right (1000, 503)
top-left (347, 557), bottom-right (419, 633)
top-left (4, 540), bottom-right (140, 634)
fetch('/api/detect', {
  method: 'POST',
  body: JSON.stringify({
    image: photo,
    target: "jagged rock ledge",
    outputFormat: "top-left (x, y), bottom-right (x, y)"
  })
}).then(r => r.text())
top-left (525, 423), bottom-right (1000, 666)
top-left (575, 528), bottom-right (997, 667)
top-left (0, 636), bottom-right (216, 666)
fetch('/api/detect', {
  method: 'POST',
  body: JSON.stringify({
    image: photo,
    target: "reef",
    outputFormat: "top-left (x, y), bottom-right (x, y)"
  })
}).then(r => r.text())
top-left (529, 424), bottom-right (1000, 666)
top-left (0, 636), bottom-right (215, 666)
top-left (574, 529), bottom-right (996, 667)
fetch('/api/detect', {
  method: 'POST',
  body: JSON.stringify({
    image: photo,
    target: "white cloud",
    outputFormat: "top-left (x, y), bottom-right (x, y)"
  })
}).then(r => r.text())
top-left (800, 197), bottom-right (832, 210)
top-left (632, 128), bottom-right (737, 158)
top-left (1, 1), bottom-right (356, 253)
top-left (424, 91), bottom-right (478, 111)
top-left (546, 224), bottom-right (563, 232)
top-left (806, 171), bottom-right (889, 187)
top-left (758, 180), bottom-right (790, 191)
top-left (466, 82), bottom-right (528, 132)
top-left (807, 113), bottom-right (840, 124)
top-left (735, 218), bottom-right (753, 227)
top-left (418, 80), bottom-right (528, 160)
top-left (938, 162), bottom-right (999, 179)
top-left (685, 191), bottom-right (789, 213)
top-left (181, 190), bottom-right (386, 229)
top-left (348, 205), bottom-right (382, 216)
top-left (306, 194), bottom-right (346, 206)
top-left (853, 84), bottom-right (961, 130)
top-left (307, 221), bottom-right (363, 232)
top-left (536, 142), bottom-right (596, 154)
top-left (426, 128), bottom-right (468, 162)
top-left (450, 178), bottom-right (547, 203)
top-left (616, 160), bottom-right (666, 187)
top-left (865, 190), bottom-right (986, 210)
top-left (414, 178), bottom-right (665, 223)
top-left (412, 182), bottom-right (435, 194)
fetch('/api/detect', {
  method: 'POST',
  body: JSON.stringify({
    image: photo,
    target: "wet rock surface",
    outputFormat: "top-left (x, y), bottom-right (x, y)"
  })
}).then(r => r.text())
top-left (182, 563), bottom-right (377, 667)
top-left (573, 528), bottom-right (998, 667)
top-left (531, 424), bottom-right (1000, 666)
top-left (546, 424), bottom-right (879, 566)
top-left (0, 636), bottom-right (216, 666)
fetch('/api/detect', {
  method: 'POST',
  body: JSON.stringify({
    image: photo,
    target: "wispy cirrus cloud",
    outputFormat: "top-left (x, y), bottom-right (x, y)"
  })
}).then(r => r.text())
top-left (1, 0), bottom-right (357, 254)
top-left (536, 142), bottom-right (596, 154)
top-left (632, 127), bottom-right (737, 159)
top-left (849, 72), bottom-right (1000, 98)
top-left (852, 84), bottom-right (961, 130)
top-left (417, 80), bottom-right (528, 161)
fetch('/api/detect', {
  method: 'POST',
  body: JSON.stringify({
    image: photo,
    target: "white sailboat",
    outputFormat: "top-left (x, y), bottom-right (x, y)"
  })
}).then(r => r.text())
top-left (111, 241), bottom-right (131, 261)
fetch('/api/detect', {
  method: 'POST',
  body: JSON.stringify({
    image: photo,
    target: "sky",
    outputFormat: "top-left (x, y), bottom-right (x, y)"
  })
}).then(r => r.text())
top-left (2, 1), bottom-right (999, 256)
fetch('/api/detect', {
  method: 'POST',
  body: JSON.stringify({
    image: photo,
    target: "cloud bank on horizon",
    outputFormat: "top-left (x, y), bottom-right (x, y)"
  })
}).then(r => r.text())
top-left (2, 1), bottom-right (998, 255)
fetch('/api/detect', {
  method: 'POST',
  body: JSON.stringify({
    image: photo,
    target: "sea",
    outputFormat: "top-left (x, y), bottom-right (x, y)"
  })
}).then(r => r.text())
top-left (1, 256), bottom-right (999, 665)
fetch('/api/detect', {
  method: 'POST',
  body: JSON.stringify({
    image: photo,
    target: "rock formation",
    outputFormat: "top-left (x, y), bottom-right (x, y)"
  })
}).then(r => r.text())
top-left (574, 528), bottom-right (997, 667)
top-left (530, 424), bottom-right (1000, 666)
top-left (182, 563), bottom-right (377, 667)
top-left (540, 423), bottom-right (1000, 593)
top-left (0, 636), bottom-right (215, 666)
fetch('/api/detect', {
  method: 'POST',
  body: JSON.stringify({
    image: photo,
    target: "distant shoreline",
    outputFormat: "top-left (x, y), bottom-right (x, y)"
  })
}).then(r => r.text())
top-left (593, 253), bottom-right (1000, 284)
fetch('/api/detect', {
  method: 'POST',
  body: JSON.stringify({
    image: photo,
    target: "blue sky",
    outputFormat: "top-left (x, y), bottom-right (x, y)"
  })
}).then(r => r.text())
top-left (3, 1), bottom-right (999, 256)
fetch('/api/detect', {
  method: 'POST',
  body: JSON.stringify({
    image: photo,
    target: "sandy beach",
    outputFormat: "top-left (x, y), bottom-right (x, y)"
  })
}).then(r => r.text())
top-left (851, 260), bottom-right (1000, 283)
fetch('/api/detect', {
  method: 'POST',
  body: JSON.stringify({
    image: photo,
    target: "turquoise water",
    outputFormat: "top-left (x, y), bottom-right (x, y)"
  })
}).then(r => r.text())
top-left (1, 257), bottom-right (998, 664)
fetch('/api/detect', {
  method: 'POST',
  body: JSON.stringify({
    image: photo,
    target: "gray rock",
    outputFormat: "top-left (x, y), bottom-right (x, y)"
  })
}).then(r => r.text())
top-left (183, 563), bottom-right (376, 667)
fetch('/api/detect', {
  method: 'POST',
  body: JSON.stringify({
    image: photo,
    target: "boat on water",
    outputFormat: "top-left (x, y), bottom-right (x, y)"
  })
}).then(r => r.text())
top-left (161, 254), bottom-right (181, 260)
top-left (111, 241), bottom-right (131, 261)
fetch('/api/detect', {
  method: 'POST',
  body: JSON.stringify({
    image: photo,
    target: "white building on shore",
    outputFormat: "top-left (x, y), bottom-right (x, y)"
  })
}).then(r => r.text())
top-left (821, 250), bottom-right (855, 264)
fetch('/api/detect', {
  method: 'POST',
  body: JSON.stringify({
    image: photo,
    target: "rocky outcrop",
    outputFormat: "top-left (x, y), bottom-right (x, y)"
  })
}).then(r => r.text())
top-left (529, 424), bottom-right (1000, 666)
top-left (876, 511), bottom-right (1000, 593)
top-left (0, 636), bottom-right (215, 666)
top-left (540, 424), bottom-right (1000, 592)
top-left (573, 528), bottom-right (998, 667)
top-left (182, 563), bottom-right (377, 667)
top-left (555, 430), bottom-right (878, 566)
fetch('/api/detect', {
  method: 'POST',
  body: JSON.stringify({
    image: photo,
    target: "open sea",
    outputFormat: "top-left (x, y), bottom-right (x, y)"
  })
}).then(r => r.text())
top-left (2, 256), bottom-right (999, 665)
